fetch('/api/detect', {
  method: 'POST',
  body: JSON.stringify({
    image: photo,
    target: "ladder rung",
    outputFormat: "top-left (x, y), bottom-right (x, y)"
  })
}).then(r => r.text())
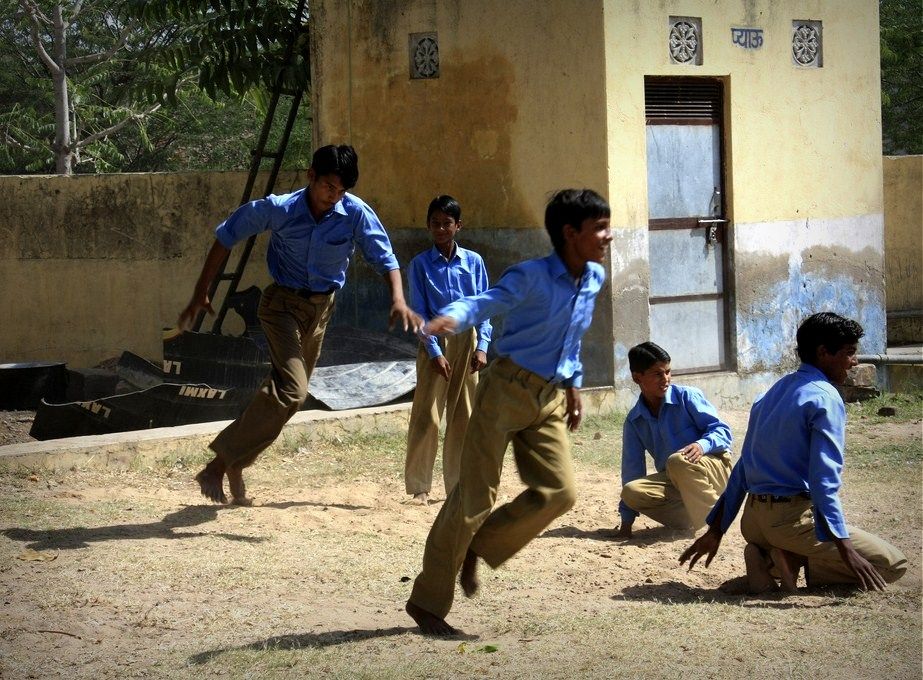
top-left (217, 273), bottom-right (237, 282)
top-left (253, 150), bottom-right (282, 159)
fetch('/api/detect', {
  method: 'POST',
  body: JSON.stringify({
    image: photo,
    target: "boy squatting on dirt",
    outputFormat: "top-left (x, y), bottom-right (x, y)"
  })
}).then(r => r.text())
top-left (680, 312), bottom-right (907, 593)
top-left (178, 145), bottom-right (422, 505)
top-left (404, 195), bottom-right (491, 505)
top-left (405, 188), bottom-right (613, 635)
top-left (614, 341), bottom-right (733, 539)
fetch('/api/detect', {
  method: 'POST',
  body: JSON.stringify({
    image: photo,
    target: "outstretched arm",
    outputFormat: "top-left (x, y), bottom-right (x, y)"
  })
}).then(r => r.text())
top-left (385, 269), bottom-right (423, 333)
top-left (178, 239), bottom-right (230, 331)
top-left (679, 501), bottom-right (725, 571)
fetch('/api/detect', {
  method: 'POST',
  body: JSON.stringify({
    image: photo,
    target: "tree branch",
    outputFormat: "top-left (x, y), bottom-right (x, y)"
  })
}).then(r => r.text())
top-left (75, 103), bottom-right (162, 149)
top-left (66, 27), bottom-right (131, 66)
top-left (19, 0), bottom-right (61, 76)
top-left (19, 0), bottom-right (50, 26)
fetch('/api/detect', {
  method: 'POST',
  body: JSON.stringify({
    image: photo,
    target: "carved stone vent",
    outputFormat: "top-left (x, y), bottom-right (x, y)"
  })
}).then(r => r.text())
top-left (409, 32), bottom-right (439, 79)
top-left (792, 21), bottom-right (823, 67)
top-left (669, 17), bottom-right (703, 66)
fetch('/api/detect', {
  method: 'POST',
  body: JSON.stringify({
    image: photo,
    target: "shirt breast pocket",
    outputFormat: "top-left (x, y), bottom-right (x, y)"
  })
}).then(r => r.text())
top-left (675, 425), bottom-right (701, 446)
top-left (315, 237), bottom-right (355, 269)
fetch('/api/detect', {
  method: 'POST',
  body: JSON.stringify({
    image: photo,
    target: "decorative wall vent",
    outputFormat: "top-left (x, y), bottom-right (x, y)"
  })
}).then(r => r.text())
top-left (792, 20), bottom-right (823, 67)
top-left (669, 16), bottom-right (703, 65)
top-left (409, 32), bottom-right (439, 79)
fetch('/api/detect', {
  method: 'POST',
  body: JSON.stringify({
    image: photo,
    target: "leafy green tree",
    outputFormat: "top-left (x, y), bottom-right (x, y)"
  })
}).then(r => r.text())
top-left (0, 0), bottom-right (310, 174)
top-left (880, 0), bottom-right (922, 155)
top-left (0, 0), bottom-right (176, 174)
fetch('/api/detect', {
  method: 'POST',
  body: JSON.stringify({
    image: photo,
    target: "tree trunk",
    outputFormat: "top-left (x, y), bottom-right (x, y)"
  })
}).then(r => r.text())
top-left (51, 5), bottom-right (72, 175)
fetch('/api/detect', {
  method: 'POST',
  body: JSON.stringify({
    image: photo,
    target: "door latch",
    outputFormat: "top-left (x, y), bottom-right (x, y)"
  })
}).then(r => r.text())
top-left (696, 218), bottom-right (728, 248)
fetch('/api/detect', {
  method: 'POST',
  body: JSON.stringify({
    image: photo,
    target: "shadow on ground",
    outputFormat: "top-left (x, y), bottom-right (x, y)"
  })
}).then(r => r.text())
top-left (541, 524), bottom-right (694, 545)
top-left (188, 625), bottom-right (477, 665)
top-left (3, 499), bottom-right (375, 550)
top-left (616, 579), bottom-right (852, 609)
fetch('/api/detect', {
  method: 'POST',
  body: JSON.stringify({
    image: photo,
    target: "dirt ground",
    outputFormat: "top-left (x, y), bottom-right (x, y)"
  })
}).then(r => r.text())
top-left (0, 398), bottom-right (920, 680)
top-left (0, 411), bottom-right (33, 447)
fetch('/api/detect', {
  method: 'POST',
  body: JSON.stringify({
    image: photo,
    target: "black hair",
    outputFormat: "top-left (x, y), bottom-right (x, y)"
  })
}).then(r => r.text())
top-left (545, 189), bottom-right (610, 254)
top-left (628, 342), bottom-right (671, 373)
top-left (311, 144), bottom-right (359, 189)
top-left (795, 312), bottom-right (864, 364)
top-left (426, 195), bottom-right (461, 222)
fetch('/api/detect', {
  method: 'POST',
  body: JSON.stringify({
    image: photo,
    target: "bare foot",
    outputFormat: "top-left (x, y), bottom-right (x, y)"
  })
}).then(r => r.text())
top-left (226, 466), bottom-right (253, 506)
top-left (460, 549), bottom-right (479, 598)
top-left (744, 543), bottom-right (778, 594)
top-left (195, 458), bottom-right (227, 504)
top-left (770, 547), bottom-right (802, 592)
top-left (412, 492), bottom-right (429, 506)
top-left (405, 601), bottom-right (457, 636)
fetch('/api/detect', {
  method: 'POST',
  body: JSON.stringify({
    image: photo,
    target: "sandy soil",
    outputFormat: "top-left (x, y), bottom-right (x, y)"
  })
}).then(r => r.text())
top-left (0, 406), bottom-right (919, 680)
top-left (0, 411), bottom-right (34, 447)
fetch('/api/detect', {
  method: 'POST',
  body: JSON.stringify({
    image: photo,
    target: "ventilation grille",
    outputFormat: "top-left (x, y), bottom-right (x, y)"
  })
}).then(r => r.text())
top-left (645, 79), bottom-right (722, 121)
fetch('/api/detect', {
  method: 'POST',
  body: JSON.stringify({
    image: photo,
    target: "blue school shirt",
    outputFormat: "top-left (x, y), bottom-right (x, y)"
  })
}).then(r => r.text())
top-left (437, 252), bottom-right (604, 388)
top-left (214, 188), bottom-right (399, 291)
top-left (707, 363), bottom-right (850, 542)
top-left (619, 385), bottom-right (733, 525)
top-left (408, 245), bottom-right (492, 359)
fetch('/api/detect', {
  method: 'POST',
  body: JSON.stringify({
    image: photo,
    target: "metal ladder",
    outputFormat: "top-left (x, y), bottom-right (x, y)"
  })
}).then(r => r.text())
top-left (193, 0), bottom-right (310, 334)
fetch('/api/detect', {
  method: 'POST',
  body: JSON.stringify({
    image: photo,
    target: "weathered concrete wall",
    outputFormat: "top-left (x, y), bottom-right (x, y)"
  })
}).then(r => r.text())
top-left (0, 171), bottom-right (306, 368)
top-left (604, 0), bottom-right (886, 381)
top-left (883, 155), bottom-right (922, 344)
top-left (313, 0), bottom-right (886, 398)
top-left (311, 0), bottom-right (615, 386)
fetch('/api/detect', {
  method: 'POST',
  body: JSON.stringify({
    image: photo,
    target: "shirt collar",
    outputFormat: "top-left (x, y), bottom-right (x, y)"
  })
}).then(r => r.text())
top-left (628, 384), bottom-right (677, 421)
top-left (546, 251), bottom-right (574, 281)
top-left (796, 363), bottom-right (831, 383)
top-left (429, 243), bottom-right (459, 263)
top-left (301, 188), bottom-right (349, 220)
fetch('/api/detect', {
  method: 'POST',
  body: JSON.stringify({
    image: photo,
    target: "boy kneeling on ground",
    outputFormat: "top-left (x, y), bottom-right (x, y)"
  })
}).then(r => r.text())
top-left (681, 312), bottom-right (907, 593)
top-left (615, 342), bottom-right (733, 539)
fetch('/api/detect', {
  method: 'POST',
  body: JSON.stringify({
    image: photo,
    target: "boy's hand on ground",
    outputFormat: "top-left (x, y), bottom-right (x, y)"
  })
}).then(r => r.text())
top-left (838, 540), bottom-right (888, 591)
top-left (565, 387), bottom-right (582, 432)
top-left (678, 442), bottom-right (704, 464)
top-left (389, 301), bottom-right (424, 333)
top-left (470, 350), bottom-right (487, 374)
top-left (431, 355), bottom-right (452, 382)
top-left (423, 315), bottom-right (458, 337)
top-left (679, 526), bottom-right (722, 571)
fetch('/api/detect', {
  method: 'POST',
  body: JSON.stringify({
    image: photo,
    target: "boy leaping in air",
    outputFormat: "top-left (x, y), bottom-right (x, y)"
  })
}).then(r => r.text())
top-left (405, 189), bottom-right (612, 635)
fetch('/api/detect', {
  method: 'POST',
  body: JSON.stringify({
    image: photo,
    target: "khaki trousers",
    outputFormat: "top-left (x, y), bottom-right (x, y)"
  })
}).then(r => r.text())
top-left (740, 496), bottom-right (907, 586)
top-left (621, 451), bottom-right (732, 530)
top-left (210, 283), bottom-right (334, 468)
top-left (409, 357), bottom-right (576, 619)
top-left (404, 329), bottom-right (478, 495)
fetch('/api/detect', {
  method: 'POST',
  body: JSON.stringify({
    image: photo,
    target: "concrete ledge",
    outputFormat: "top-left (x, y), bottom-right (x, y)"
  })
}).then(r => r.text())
top-left (0, 386), bottom-right (629, 472)
top-left (0, 403), bottom-right (413, 472)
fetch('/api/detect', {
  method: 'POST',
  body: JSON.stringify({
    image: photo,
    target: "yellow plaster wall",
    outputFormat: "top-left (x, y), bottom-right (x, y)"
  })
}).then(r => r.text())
top-left (311, 0), bottom-right (610, 230)
top-left (0, 172), bottom-right (305, 368)
top-left (883, 155), bottom-right (922, 313)
top-left (603, 0), bottom-right (883, 228)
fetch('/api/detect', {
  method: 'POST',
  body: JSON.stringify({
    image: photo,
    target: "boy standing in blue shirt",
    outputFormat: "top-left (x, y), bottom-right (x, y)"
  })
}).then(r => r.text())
top-left (405, 189), bottom-right (612, 635)
top-left (615, 342), bottom-right (733, 538)
top-left (681, 313), bottom-right (907, 593)
top-left (179, 145), bottom-right (422, 505)
top-left (405, 196), bottom-right (491, 505)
